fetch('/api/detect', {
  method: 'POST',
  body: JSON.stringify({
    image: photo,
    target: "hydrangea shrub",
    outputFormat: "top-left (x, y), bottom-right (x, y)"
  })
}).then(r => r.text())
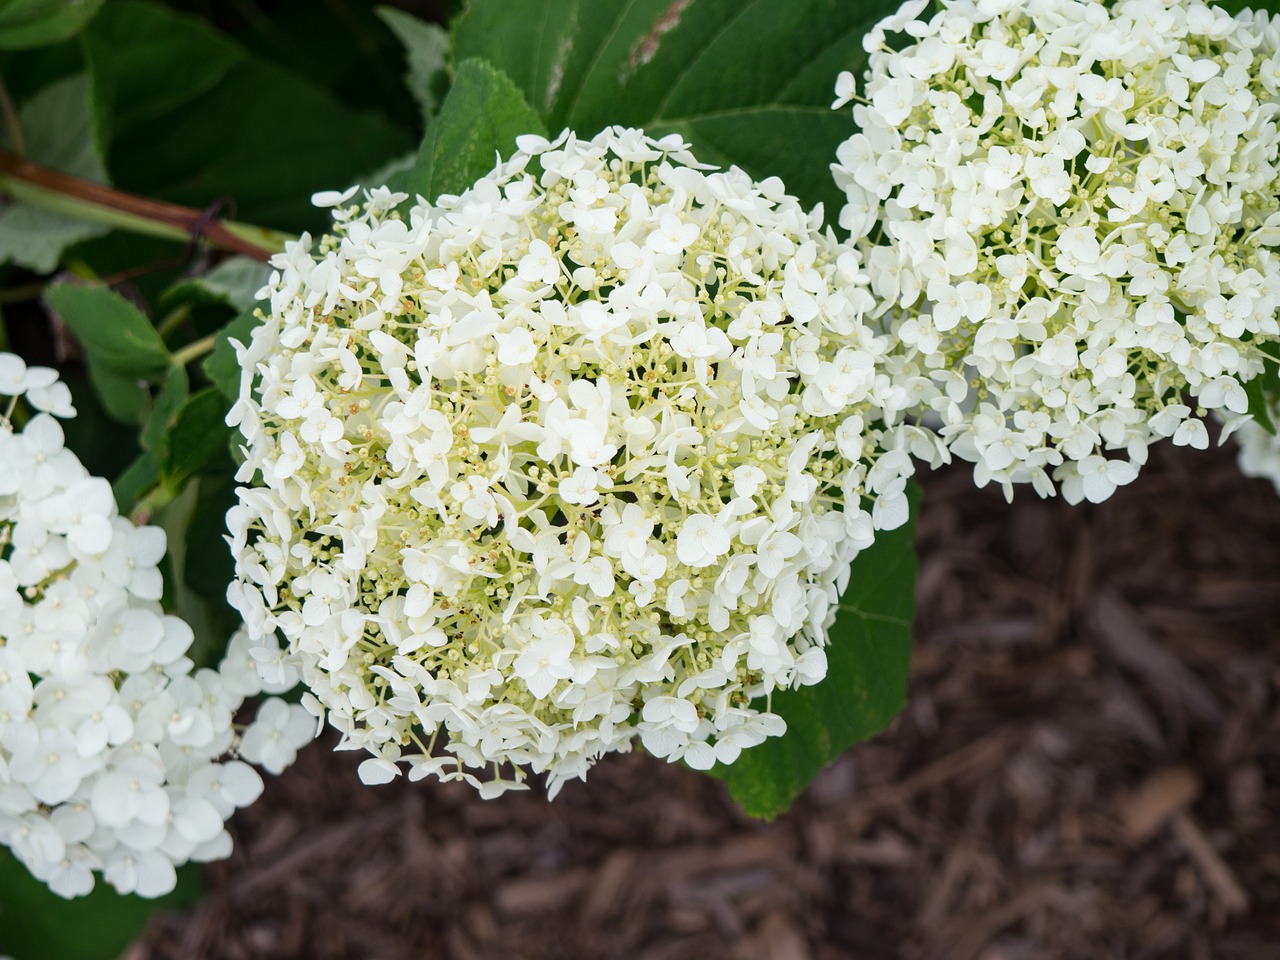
top-left (0, 1), bottom-right (1278, 953)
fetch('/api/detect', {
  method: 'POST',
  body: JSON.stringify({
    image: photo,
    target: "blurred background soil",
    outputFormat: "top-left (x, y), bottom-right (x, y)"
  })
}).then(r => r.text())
top-left (133, 438), bottom-right (1280, 960)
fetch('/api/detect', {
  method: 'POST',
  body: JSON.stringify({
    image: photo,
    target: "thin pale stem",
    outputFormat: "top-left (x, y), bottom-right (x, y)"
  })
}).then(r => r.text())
top-left (157, 304), bottom-right (193, 341)
top-left (171, 333), bottom-right (217, 367)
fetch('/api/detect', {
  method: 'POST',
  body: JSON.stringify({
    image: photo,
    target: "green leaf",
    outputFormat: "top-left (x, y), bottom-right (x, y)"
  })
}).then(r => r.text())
top-left (202, 309), bottom-right (259, 401)
top-left (57, 369), bottom-right (141, 477)
top-left (404, 57), bottom-right (545, 201)
top-left (181, 470), bottom-right (241, 642)
top-left (81, 0), bottom-right (244, 151)
top-left (0, 0), bottom-right (104, 50)
top-left (165, 256), bottom-right (269, 314)
top-left (84, 361), bottom-right (148, 423)
top-left (44, 282), bottom-right (170, 378)
top-left (141, 364), bottom-right (189, 451)
top-left (109, 57), bottom-right (415, 232)
top-left (112, 448), bottom-right (161, 511)
top-left (160, 387), bottom-right (231, 487)
top-left (377, 6), bottom-right (449, 123)
top-left (709, 482), bottom-right (920, 819)
top-left (0, 73), bottom-right (109, 272)
top-left (453, 0), bottom-right (899, 214)
top-left (1245, 357), bottom-right (1280, 436)
top-left (0, 850), bottom-right (200, 960)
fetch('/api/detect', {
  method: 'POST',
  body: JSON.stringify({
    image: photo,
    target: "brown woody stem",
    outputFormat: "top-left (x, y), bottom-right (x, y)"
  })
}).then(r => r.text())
top-left (0, 150), bottom-right (292, 261)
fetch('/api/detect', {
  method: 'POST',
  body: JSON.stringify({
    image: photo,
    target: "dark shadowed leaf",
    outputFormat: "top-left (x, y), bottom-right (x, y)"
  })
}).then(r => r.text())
top-left (161, 387), bottom-right (232, 488)
top-left (0, 0), bottom-right (104, 49)
top-left (202, 309), bottom-right (258, 402)
top-left (82, 0), bottom-right (243, 150)
top-left (1244, 358), bottom-right (1279, 435)
top-left (709, 482), bottom-right (920, 818)
top-left (377, 6), bottom-right (450, 124)
top-left (109, 57), bottom-right (414, 232)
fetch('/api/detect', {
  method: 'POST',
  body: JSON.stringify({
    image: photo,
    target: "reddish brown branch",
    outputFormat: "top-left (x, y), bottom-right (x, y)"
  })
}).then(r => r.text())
top-left (0, 150), bottom-right (280, 261)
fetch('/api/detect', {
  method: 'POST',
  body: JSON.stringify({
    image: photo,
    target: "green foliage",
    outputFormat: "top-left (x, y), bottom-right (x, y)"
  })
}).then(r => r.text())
top-left (161, 387), bottom-right (231, 489)
top-left (44, 282), bottom-right (169, 376)
top-left (1245, 357), bottom-right (1279, 435)
top-left (709, 483), bottom-right (920, 819)
top-left (0, 851), bottom-right (200, 960)
top-left (377, 5), bottom-right (449, 123)
top-left (0, 72), bottom-right (109, 272)
top-left (141, 363), bottom-right (189, 451)
top-left (164, 256), bottom-right (269, 315)
top-left (0, 0), bottom-right (104, 50)
top-left (44, 282), bottom-right (171, 424)
top-left (203, 309), bottom-right (258, 401)
top-left (107, 56), bottom-right (413, 232)
top-left (403, 57), bottom-right (545, 201)
top-left (453, 0), bottom-right (899, 215)
top-left (82, 0), bottom-right (243, 150)
top-left (0, 855), bottom-right (197, 960)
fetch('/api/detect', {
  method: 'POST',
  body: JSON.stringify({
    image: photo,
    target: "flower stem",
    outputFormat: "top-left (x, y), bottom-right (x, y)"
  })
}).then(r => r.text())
top-left (171, 333), bottom-right (217, 367)
top-left (0, 150), bottom-right (292, 261)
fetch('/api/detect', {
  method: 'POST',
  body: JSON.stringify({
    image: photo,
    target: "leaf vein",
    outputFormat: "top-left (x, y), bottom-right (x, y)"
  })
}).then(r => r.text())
top-left (563, 0), bottom-right (643, 124)
top-left (648, 0), bottom-right (758, 122)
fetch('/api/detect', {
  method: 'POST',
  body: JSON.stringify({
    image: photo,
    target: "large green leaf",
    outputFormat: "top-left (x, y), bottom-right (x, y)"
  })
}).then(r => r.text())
top-left (0, 72), bottom-right (109, 272)
top-left (0, 0), bottom-right (103, 50)
top-left (453, 0), bottom-right (898, 214)
top-left (403, 57), bottom-right (545, 201)
top-left (109, 57), bottom-right (414, 232)
top-left (82, 0), bottom-right (244, 150)
top-left (0, 850), bottom-right (200, 960)
top-left (709, 482), bottom-right (920, 819)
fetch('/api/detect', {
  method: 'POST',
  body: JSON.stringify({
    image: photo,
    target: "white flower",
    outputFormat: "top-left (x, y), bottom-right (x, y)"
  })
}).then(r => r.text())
top-left (238, 698), bottom-right (316, 775)
top-left (228, 127), bottom-right (918, 798)
top-left (836, 0), bottom-right (1280, 503)
top-left (0, 356), bottom-right (302, 900)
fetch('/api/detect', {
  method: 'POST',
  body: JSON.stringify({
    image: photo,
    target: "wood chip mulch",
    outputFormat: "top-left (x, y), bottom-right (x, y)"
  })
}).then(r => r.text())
top-left (132, 438), bottom-right (1280, 960)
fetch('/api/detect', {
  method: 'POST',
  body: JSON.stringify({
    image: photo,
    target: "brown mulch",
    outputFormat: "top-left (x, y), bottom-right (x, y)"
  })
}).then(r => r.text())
top-left (133, 438), bottom-right (1280, 960)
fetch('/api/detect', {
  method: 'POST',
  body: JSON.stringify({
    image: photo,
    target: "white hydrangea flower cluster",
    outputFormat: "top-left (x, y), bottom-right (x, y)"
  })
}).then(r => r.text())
top-left (0, 353), bottom-right (314, 899)
top-left (227, 127), bottom-right (922, 797)
top-left (834, 0), bottom-right (1280, 502)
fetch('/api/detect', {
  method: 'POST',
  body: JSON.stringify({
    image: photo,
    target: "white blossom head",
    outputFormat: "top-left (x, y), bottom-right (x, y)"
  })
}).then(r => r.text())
top-left (0, 353), bottom-right (310, 898)
top-left (227, 127), bottom-right (922, 797)
top-left (835, 0), bottom-right (1280, 503)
